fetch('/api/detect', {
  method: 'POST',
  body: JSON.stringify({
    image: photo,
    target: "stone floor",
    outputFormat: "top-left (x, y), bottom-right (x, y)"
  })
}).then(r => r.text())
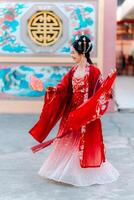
top-left (0, 112), bottom-right (134, 200)
top-left (115, 76), bottom-right (134, 111)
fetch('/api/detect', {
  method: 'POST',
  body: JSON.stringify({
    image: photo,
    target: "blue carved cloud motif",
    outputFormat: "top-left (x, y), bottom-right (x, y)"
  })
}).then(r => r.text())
top-left (19, 65), bottom-right (34, 72)
top-left (71, 5), bottom-right (95, 45)
top-left (61, 47), bottom-right (70, 53)
top-left (2, 44), bottom-right (27, 53)
top-left (15, 4), bottom-right (26, 15)
top-left (0, 3), bottom-right (28, 53)
top-left (0, 68), bottom-right (11, 91)
top-left (74, 7), bottom-right (94, 30)
top-left (4, 20), bottom-right (19, 33)
top-left (0, 65), bottom-right (69, 97)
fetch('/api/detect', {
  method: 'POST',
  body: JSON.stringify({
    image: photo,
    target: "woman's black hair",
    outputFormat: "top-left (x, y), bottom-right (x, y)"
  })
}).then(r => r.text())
top-left (72, 35), bottom-right (93, 64)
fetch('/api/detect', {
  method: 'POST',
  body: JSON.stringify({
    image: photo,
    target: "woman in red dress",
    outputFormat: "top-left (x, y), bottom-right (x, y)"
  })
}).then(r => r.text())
top-left (29, 35), bottom-right (120, 186)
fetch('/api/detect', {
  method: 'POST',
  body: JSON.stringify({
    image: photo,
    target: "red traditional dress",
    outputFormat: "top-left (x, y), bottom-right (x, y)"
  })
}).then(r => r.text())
top-left (29, 64), bottom-right (119, 186)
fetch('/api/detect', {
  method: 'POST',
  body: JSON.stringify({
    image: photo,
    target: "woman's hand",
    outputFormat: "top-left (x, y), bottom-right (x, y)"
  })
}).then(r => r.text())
top-left (46, 86), bottom-right (57, 92)
top-left (29, 75), bottom-right (44, 92)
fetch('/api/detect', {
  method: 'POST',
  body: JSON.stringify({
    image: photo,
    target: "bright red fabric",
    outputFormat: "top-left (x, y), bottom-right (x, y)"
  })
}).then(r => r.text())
top-left (29, 65), bottom-right (116, 168)
top-left (67, 70), bottom-right (116, 130)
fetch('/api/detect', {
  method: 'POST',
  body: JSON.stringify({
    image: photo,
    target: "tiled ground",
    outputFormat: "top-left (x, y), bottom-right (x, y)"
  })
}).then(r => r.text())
top-left (0, 112), bottom-right (134, 200)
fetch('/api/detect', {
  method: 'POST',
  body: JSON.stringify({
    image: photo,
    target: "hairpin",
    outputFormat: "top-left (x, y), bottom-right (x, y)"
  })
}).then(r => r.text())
top-left (75, 35), bottom-right (79, 40)
top-left (78, 41), bottom-right (82, 50)
top-left (82, 31), bottom-right (84, 35)
top-left (83, 36), bottom-right (87, 53)
top-left (78, 41), bottom-right (81, 46)
top-left (85, 42), bottom-right (92, 53)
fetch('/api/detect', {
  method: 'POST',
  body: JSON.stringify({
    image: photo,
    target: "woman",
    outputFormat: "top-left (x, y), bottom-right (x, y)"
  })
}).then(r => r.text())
top-left (29, 35), bottom-right (120, 186)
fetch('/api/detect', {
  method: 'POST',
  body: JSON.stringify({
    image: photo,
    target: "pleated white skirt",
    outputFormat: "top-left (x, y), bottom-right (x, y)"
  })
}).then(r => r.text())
top-left (38, 131), bottom-right (120, 187)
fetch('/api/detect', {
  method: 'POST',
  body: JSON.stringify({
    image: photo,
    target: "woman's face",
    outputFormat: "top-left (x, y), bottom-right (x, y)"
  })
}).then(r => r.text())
top-left (70, 46), bottom-right (83, 63)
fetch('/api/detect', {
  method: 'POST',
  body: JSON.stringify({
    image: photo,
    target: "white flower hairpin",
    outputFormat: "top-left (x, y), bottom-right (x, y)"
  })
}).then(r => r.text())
top-left (74, 33), bottom-right (92, 53)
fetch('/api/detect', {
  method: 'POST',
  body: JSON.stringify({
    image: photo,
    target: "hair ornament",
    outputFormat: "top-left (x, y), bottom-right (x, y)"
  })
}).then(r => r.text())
top-left (75, 35), bottom-right (79, 40)
top-left (78, 41), bottom-right (81, 46)
top-left (85, 42), bottom-right (92, 53)
top-left (82, 31), bottom-right (85, 35)
top-left (83, 36), bottom-right (87, 53)
top-left (78, 41), bottom-right (82, 50)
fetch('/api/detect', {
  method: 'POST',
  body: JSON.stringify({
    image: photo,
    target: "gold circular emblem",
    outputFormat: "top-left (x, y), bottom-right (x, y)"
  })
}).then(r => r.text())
top-left (28, 11), bottom-right (62, 46)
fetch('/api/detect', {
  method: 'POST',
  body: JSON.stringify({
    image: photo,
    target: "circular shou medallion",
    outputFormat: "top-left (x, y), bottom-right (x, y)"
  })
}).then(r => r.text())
top-left (28, 11), bottom-right (63, 46)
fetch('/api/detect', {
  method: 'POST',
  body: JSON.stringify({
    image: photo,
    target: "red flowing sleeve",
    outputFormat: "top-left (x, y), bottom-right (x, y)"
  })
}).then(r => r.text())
top-left (67, 69), bottom-right (116, 131)
top-left (93, 68), bottom-right (113, 98)
top-left (28, 67), bottom-right (73, 144)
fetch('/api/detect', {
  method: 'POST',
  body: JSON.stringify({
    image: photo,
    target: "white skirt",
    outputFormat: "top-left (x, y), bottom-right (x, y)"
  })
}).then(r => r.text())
top-left (38, 131), bottom-right (120, 187)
